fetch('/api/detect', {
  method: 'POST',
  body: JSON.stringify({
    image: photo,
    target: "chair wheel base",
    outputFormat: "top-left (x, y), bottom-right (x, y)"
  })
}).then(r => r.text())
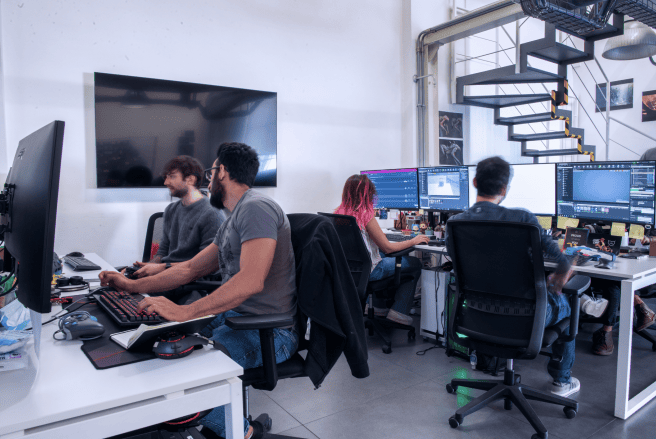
top-left (446, 383), bottom-right (457, 394)
top-left (448, 416), bottom-right (460, 428)
top-left (563, 407), bottom-right (577, 419)
top-left (382, 345), bottom-right (392, 354)
top-left (531, 434), bottom-right (547, 439)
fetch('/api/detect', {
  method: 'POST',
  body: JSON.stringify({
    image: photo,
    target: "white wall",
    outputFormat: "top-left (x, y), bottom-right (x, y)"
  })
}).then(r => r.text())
top-left (1, 0), bottom-right (406, 265)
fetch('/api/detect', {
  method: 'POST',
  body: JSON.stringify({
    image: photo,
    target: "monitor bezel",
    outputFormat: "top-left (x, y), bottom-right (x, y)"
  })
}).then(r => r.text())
top-left (555, 160), bottom-right (656, 226)
top-left (360, 168), bottom-right (420, 210)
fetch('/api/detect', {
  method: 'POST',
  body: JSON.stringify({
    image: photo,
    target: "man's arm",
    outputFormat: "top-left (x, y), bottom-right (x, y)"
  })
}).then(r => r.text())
top-left (137, 238), bottom-right (277, 321)
top-left (100, 243), bottom-right (220, 293)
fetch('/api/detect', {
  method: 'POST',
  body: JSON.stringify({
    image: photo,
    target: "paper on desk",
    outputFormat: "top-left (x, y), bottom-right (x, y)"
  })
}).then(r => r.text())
top-left (629, 224), bottom-right (645, 240)
top-left (536, 216), bottom-right (552, 230)
top-left (557, 216), bottom-right (579, 229)
top-left (611, 223), bottom-right (626, 237)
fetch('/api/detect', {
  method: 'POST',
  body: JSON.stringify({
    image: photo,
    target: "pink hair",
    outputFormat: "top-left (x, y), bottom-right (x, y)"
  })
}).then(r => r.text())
top-left (334, 175), bottom-right (377, 230)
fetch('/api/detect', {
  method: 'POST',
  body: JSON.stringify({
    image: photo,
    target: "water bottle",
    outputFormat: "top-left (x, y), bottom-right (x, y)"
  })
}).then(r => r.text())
top-left (470, 350), bottom-right (477, 370)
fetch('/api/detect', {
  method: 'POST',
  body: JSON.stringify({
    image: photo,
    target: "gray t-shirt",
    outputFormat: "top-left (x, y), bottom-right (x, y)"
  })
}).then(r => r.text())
top-left (156, 197), bottom-right (226, 263)
top-left (212, 189), bottom-right (297, 317)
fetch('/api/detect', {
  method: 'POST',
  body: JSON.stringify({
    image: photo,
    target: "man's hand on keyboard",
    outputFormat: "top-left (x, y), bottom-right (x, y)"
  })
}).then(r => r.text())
top-left (138, 296), bottom-right (188, 322)
top-left (133, 261), bottom-right (166, 278)
top-left (99, 271), bottom-right (134, 292)
top-left (411, 235), bottom-right (431, 246)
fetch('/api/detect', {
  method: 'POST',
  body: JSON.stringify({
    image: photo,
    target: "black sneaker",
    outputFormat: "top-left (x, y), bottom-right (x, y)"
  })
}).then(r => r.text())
top-left (592, 328), bottom-right (614, 356)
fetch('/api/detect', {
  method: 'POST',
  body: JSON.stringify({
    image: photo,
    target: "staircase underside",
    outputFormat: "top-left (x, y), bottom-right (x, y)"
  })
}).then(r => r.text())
top-left (463, 94), bottom-right (552, 109)
top-left (528, 42), bottom-right (590, 64)
top-left (459, 66), bottom-right (563, 86)
top-left (496, 109), bottom-right (572, 125)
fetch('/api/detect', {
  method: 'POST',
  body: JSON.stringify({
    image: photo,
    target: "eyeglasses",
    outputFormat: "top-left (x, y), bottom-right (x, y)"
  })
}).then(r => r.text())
top-left (204, 166), bottom-right (221, 183)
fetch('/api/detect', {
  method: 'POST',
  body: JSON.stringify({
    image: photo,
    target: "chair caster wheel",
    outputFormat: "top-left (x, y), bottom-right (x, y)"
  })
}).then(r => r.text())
top-left (382, 345), bottom-right (392, 354)
top-left (448, 416), bottom-right (460, 428)
top-left (515, 374), bottom-right (521, 384)
top-left (446, 383), bottom-right (457, 394)
top-left (652, 344), bottom-right (656, 352)
top-left (531, 434), bottom-right (547, 439)
top-left (408, 331), bottom-right (416, 341)
top-left (564, 407), bottom-right (577, 419)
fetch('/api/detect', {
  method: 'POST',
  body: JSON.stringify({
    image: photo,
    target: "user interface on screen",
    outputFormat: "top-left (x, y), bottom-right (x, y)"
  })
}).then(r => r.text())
top-left (360, 168), bottom-right (419, 209)
top-left (418, 166), bottom-right (469, 211)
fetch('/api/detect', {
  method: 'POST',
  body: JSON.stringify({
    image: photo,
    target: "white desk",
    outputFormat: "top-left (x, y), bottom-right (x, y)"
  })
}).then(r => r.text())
top-left (0, 254), bottom-right (245, 439)
top-left (61, 252), bottom-right (116, 290)
top-left (414, 243), bottom-right (656, 420)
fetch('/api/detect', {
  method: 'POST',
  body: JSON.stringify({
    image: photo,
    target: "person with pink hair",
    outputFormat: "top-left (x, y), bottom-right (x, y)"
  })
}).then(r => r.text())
top-left (335, 174), bottom-right (429, 325)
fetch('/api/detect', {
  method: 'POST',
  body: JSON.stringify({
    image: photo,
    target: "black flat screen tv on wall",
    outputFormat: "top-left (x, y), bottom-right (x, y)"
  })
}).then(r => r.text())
top-left (94, 72), bottom-right (277, 188)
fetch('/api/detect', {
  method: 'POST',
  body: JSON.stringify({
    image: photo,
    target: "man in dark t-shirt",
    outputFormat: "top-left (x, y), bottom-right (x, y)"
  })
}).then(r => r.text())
top-left (100, 143), bottom-right (297, 439)
top-left (447, 157), bottom-right (580, 398)
top-left (132, 155), bottom-right (225, 278)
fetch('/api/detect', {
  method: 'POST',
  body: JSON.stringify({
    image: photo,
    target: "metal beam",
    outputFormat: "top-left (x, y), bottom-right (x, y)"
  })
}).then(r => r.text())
top-left (423, 1), bottom-right (525, 47)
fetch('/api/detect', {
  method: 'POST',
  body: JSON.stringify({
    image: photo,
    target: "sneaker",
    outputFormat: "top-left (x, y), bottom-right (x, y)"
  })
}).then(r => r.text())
top-left (580, 293), bottom-right (609, 318)
top-left (551, 377), bottom-right (581, 398)
top-left (635, 302), bottom-right (656, 332)
top-left (385, 309), bottom-right (413, 326)
top-left (592, 328), bottom-right (614, 355)
top-left (364, 303), bottom-right (389, 317)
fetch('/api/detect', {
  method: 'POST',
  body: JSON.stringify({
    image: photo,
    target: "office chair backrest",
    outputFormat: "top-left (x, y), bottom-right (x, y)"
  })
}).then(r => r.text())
top-left (318, 213), bottom-right (372, 302)
top-left (143, 212), bottom-right (164, 263)
top-left (446, 220), bottom-right (548, 360)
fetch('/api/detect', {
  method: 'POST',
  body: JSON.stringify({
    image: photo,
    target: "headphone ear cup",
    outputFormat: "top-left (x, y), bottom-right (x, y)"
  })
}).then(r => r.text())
top-left (69, 276), bottom-right (84, 285)
top-left (56, 277), bottom-right (70, 287)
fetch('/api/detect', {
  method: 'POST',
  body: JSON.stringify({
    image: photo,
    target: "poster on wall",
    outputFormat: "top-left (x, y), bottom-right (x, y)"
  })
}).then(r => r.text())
top-left (643, 90), bottom-right (656, 122)
top-left (595, 79), bottom-right (633, 112)
top-left (439, 111), bottom-right (463, 139)
top-left (439, 139), bottom-right (464, 166)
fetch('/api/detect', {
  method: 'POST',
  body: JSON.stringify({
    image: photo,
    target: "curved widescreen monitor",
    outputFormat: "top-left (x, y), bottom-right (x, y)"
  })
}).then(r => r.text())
top-left (556, 161), bottom-right (656, 225)
top-left (418, 166), bottom-right (469, 211)
top-left (94, 72), bottom-right (277, 188)
top-left (468, 163), bottom-right (556, 216)
top-left (360, 168), bottom-right (419, 209)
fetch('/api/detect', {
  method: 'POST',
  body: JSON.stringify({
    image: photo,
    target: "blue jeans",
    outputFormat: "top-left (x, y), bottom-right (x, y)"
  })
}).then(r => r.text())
top-left (198, 311), bottom-right (299, 437)
top-left (369, 254), bottom-right (422, 315)
top-left (545, 292), bottom-right (575, 384)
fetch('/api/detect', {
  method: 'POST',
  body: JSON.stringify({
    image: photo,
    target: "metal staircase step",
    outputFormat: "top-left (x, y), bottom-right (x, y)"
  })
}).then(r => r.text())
top-left (523, 148), bottom-right (584, 157)
top-left (458, 66), bottom-right (563, 86)
top-left (463, 94), bottom-right (552, 109)
top-left (497, 112), bottom-right (554, 125)
top-left (528, 42), bottom-right (591, 64)
top-left (511, 131), bottom-right (572, 141)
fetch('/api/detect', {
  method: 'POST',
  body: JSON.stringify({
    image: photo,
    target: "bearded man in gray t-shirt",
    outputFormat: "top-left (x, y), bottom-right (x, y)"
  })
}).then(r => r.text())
top-left (99, 142), bottom-right (298, 439)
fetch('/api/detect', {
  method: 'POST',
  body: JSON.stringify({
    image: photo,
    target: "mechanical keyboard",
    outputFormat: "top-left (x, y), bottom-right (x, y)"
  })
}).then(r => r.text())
top-left (385, 233), bottom-right (414, 242)
top-left (62, 256), bottom-right (101, 271)
top-left (94, 289), bottom-right (167, 327)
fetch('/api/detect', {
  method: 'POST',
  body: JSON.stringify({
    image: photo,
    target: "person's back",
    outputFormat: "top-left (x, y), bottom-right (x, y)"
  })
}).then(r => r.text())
top-left (640, 148), bottom-right (656, 161)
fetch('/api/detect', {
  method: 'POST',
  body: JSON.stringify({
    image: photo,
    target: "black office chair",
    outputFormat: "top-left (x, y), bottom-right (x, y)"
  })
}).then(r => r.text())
top-left (319, 213), bottom-right (416, 354)
top-left (444, 220), bottom-right (591, 439)
top-left (142, 211), bottom-right (164, 263)
top-left (217, 213), bottom-right (368, 439)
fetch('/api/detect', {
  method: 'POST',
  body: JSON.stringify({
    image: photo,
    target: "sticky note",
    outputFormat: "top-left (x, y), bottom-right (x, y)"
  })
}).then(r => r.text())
top-left (629, 224), bottom-right (645, 240)
top-left (536, 216), bottom-right (552, 230)
top-left (611, 222), bottom-right (626, 237)
top-left (557, 216), bottom-right (579, 229)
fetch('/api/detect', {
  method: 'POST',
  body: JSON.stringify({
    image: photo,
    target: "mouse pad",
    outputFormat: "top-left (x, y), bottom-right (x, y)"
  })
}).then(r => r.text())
top-left (80, 303), bottom-right (156, 370)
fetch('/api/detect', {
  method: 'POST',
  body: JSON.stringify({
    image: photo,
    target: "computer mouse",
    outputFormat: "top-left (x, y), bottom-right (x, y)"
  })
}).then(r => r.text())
top-left (152, 332), bottom-right (207, 360)
top-left (58, 312), bottom-right (105, 340)
top-left (124, 265), bottom-right (140, 280)
top-left (66, 251), bottom-right (84, 258)
top-left (595, 258), bottom-right (614, 269)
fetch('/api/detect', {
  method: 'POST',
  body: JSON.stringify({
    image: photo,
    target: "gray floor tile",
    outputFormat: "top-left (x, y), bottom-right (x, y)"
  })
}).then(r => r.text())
top-left (370, 341), bottom-right (466, 380)
top-left (248, 389), bottom-right (301, 434)
top-left (264, 353), bottom-right (428, 424)
top-left (585, 396), bottom-right (656, 439)
top-left (274, 425), bottom-right (320, 439)
top-left (303, 379), bottom-right (566, 439)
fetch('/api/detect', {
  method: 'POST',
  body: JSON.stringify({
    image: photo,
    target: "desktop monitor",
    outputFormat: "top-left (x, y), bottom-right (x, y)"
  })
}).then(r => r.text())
top-left (556, 161), bottom-right (656, 225)
top-left (417, 166), bottom-right (469, 211)
top-left (360, 168), bottom-right (419, 209)
top-left (1, 121), bottom-right (65, 313)
top-left (468, 163), bottom-right (556, 215)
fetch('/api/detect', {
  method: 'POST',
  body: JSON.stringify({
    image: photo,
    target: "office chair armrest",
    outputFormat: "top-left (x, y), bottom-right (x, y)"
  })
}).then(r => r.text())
top-left (225, 313), bottom-right (295, 331)
top-left (385, 248), bottom-right (414, 258)
top-left (561, 275), bottom-right (591, 297)
top-left (181, 280), bottom-right (223, 292)
top-left (558, 275), bottom-right (590, 343)
top-left (225, 313), bottom-right (295, 392)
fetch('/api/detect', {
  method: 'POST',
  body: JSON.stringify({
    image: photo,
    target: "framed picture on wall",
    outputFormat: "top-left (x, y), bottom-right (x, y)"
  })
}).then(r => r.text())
top-left (643, 90), bottom-right (656, 122)
top-left (439, 139), bottom-right (463, 166)
top-left (439, 111), bottom-right (463, 139)
top-left (595, 79), bottom-right (633, 112)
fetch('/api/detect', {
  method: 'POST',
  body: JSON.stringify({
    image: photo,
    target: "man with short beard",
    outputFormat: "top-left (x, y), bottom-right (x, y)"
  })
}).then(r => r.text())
top-left (100, 143), bottom-right (298, 439)
top-left (132, 155), bottom-right (225, 279)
